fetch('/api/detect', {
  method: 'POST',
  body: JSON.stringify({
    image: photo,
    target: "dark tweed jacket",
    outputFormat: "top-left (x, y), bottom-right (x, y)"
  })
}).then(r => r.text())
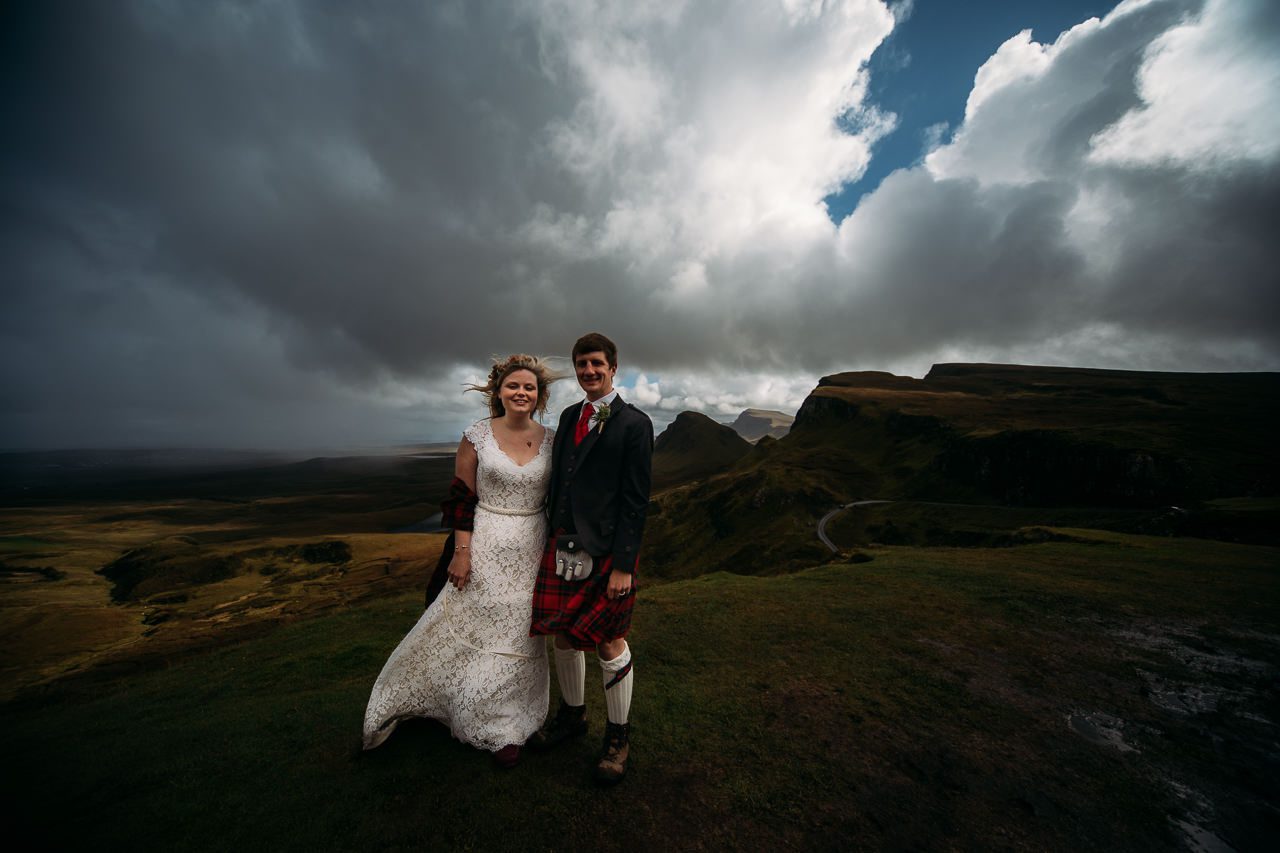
top-left (547, 396), bottom-right (654, 574)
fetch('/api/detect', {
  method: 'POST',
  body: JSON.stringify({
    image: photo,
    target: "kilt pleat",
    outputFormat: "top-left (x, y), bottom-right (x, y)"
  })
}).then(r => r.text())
top-left (530, 538), bottom-right (635, 651)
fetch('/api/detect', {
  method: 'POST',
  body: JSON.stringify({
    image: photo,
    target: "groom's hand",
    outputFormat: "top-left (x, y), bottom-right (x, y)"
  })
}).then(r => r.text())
top-left (606, 570), bottom-right (633, 600)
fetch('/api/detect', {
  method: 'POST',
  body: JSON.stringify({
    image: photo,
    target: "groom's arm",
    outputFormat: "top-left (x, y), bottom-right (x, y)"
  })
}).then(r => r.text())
top-left (609, 410), bottom-right (654, 574)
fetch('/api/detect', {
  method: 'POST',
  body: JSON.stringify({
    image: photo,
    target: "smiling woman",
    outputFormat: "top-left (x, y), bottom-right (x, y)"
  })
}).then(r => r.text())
top-left (363, 353), bottom-right (561, 768)
top-left (466, 355), bottom-right (559, 421)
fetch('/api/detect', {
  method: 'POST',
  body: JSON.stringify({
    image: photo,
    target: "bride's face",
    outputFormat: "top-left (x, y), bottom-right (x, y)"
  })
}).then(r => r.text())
top-left (499, 369), bottom-right (539, 416)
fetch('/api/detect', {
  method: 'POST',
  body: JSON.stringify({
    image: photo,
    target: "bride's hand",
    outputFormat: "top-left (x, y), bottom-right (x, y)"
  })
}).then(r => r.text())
top-left (447, 551), bottom-right (472, 590)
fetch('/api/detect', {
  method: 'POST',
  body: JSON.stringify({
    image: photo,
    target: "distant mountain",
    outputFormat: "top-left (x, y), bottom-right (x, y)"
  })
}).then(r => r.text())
top-left (652, 411), bottom-right (752, 490)
top-left (642, 363), bottom-right (1280, 579)
top-left (728, 408), bottom-right (794, 442)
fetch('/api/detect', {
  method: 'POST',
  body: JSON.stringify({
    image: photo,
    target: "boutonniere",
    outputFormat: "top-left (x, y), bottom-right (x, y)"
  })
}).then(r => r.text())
top-left (592, 402), bottom-right (613, 433)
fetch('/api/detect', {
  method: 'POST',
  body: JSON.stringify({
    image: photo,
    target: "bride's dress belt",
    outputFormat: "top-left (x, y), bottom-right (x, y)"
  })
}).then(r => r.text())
top-left (477, 501), bottom-right (543, 516)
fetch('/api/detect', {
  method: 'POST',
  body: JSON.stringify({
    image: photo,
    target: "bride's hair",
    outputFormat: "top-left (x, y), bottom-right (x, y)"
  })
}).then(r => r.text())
top-left (467, 354), bottom-right (558, 418)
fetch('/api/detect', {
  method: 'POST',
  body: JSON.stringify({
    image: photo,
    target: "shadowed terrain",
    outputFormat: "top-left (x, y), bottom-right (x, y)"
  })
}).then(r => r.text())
top-left (3, 534), bottom-right (1275, 851)
top-left (2, 364), bottom-right (1276, 849)
top-left (644, 364), bottom-right (1280, 579)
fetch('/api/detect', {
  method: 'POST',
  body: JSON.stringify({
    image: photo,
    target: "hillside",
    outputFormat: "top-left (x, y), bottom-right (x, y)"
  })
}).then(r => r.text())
top-left (5, 533), bottom-right (1275, 851)
top-left (643, 364), bottom-right (1279, 578)
top-left (727, 408), bottom-right (794, 442)
top-left (652, 411), bottom-right (752, 490)
top-left (0, 453), bottom-right (455, 698)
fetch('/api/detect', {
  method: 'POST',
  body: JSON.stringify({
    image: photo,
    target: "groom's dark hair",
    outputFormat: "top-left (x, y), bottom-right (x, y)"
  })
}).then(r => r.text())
top-left (572, 332), bottom-right (618, 368)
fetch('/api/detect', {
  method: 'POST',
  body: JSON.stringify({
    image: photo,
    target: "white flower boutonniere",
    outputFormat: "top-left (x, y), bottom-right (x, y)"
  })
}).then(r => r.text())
top-left (592, 402), bottom-right (613, 434)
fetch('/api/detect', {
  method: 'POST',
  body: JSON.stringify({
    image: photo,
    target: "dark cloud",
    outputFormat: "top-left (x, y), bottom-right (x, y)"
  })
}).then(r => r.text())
top-left (2, 0), bottom-right (1276, 448)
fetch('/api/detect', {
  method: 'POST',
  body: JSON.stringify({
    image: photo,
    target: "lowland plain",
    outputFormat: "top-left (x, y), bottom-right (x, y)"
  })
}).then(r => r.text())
top-left (2, 364), bottom-right (1276, 851)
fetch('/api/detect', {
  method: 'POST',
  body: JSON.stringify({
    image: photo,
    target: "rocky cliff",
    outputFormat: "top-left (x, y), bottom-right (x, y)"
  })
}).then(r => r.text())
top-left (642, 363), bottom-right (1279, 578)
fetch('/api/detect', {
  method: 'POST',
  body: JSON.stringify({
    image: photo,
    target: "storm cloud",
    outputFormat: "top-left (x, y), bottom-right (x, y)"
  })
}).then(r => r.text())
top-left (2, 0), bottom-right (1277, 448)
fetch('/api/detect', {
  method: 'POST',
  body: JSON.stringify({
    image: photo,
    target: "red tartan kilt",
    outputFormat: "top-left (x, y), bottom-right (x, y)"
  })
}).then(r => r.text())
top-left (530, 537), bottom-right (636, 651)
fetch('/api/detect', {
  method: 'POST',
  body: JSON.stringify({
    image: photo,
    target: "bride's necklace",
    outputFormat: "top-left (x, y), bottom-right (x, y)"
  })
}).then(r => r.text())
top-left (500, 419), bottom-right (536, 447)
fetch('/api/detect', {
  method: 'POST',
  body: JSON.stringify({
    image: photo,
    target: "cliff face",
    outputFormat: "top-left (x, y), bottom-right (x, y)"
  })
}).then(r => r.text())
top-left (792, 395), bottom-right (859, 429)
top-left (641, 363), bottom-right (1279, 579)
top-left (786, 363), bottom-right (1278, 506)
top-left (933, 430), bottom-right (1193, 506)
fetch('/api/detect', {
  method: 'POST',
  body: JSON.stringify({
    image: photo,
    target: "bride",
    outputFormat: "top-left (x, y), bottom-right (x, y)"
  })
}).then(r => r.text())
top-left (363, 354), bottom-right (557, 767)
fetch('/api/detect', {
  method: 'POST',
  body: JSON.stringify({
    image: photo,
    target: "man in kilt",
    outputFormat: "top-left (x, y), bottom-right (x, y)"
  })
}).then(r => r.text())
top-left (529, 332), bottom-right (653, 784)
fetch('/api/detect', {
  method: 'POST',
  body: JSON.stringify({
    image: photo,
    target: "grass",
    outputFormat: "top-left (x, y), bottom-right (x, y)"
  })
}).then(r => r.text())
top-left (4, 532), bottom-right (1276, 851)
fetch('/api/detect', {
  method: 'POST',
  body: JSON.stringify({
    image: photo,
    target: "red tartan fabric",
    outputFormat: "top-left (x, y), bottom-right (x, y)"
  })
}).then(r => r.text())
top-left (530, 536), bottom-right (635, 651)
top-left (439, 476), bottom-right (478, 531)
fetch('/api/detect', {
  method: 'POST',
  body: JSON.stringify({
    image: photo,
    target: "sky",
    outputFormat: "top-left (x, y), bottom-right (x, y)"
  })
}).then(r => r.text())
top-left (2, 0), bottom-right (1278, 449)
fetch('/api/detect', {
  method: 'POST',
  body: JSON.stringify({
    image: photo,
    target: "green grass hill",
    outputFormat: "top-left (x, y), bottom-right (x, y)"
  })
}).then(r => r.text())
top-left (4, 532), bottom-right (1275, 851)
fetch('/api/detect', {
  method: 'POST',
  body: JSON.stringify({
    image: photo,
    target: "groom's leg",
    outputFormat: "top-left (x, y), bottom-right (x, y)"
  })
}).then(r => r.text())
top-left (596, 638), bottom-right (632, 785)
top-left (530, 635), bottom-right (588, 750)
top-left (553, 636), bottom-right (586, 706)
top-left (598, 639), bottom-right (633, 724)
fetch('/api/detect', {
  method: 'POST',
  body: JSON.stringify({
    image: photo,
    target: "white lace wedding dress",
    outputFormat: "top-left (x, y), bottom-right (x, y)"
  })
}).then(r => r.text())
top-left (363, 419), bottom-right (552, 752)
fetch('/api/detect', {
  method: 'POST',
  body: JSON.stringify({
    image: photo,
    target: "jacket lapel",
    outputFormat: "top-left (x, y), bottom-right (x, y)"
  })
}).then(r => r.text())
top-left (574, 395), bottom-right (628, 466)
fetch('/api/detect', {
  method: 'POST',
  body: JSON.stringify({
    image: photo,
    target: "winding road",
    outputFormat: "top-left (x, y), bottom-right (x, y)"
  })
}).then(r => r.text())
top-left (817, 500), bottom-right (892, 552)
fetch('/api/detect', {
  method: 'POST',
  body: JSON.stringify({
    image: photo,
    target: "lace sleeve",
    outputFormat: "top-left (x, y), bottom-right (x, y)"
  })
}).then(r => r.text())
top-left (463, 419), bottom-right (491, 452)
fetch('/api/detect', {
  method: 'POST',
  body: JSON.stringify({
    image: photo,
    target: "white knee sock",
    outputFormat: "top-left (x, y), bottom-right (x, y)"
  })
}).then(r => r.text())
top-left (599, 642), bottom-right (633, 725)
top-left (554, 645), bottom-right (586, 707)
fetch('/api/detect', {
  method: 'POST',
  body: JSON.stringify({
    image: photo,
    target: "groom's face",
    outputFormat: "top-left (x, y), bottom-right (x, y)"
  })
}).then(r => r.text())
top-left (575, 350), bottom-right (616, 401)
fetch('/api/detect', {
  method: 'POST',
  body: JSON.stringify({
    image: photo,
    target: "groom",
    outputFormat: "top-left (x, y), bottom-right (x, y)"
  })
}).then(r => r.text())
top-left (529, 332), bottom-right (653, 784)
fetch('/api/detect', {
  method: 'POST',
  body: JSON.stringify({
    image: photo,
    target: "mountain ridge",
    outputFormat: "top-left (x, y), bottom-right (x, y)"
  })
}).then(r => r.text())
top-left (643, 362), bottom-right (1279, 577)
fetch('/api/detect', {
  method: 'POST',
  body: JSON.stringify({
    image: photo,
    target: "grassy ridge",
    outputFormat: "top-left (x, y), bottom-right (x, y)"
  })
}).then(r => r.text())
top-left (643, 365), bottom-right (1280, 578)
top-left (4, 533), bottom-right (1276, 851)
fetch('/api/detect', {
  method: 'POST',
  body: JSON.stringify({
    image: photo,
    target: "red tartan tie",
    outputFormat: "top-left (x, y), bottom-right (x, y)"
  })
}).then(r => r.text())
top-left (574, 402), bottom-right (594, 445)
